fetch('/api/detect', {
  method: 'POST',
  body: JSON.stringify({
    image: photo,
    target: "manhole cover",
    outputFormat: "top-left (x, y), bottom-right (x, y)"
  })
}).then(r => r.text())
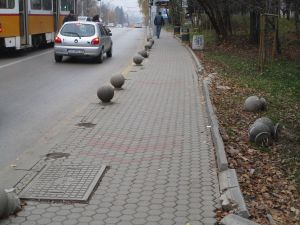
top-left (19, 163), bottom-right (107, 202)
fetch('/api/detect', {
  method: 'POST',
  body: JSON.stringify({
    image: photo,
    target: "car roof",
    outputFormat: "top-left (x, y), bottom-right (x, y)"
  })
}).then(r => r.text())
top-left (63, 21), bottom-right (100, 25)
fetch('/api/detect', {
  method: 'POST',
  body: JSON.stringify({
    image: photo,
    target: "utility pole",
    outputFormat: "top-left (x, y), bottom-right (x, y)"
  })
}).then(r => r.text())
top-left (98, 0), bottom-right (101, 21)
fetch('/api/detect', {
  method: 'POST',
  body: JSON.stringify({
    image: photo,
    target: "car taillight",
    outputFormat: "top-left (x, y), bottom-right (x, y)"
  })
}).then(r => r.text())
top-left (0, 23), bottom-right (2, 33)
top-left (55, 36), bottom-right (62, 43)
top-left (91, 37), bottom-right (100, 45)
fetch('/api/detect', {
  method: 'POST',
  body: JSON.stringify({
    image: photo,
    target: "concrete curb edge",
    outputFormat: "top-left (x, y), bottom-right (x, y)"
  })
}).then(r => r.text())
top-left (186, 46), bottom-right (228, 172)
top-left (184, 43), bottom-right (259, 224)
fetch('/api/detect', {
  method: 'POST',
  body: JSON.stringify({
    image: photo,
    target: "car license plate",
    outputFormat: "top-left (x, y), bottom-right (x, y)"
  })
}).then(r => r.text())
top-left (68, 49), bottom-right (84, 54)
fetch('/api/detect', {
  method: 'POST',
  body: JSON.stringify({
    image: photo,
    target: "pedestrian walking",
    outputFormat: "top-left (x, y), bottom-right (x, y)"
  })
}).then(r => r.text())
top-left (63, 10), bottom-right (76, 23)
top-left (154, 12), bottom-right (164, 39)
top-left (92, 15), bottom-right (100, 22)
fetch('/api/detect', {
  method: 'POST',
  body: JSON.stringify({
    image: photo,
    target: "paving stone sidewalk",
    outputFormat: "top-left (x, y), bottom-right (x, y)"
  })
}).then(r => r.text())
top-left (0, 30), bottom-right (220, 225)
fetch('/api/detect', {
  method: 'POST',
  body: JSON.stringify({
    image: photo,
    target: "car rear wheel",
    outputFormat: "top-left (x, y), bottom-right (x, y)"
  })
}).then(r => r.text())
top-left (96, 49), bottom-right (104, 63)
top-left (106, 47), bottom-right (112, 58)
top-left (54, 54), bottom-right (63, 63)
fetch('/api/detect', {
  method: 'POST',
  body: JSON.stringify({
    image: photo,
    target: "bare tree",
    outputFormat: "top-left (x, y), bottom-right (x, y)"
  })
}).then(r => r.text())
top-left (138, 0), bottom-right (149, 24)
top-left (77, 0), bottom-right (98, 17)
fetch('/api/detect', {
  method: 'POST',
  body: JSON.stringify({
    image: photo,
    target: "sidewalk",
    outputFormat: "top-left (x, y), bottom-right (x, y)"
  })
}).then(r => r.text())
top-left (0, 30), bottom-right (220, 225)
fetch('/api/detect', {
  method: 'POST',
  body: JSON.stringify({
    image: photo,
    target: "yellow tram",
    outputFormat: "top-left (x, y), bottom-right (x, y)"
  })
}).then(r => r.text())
top-left (0, 0), bottom-right (77, 50)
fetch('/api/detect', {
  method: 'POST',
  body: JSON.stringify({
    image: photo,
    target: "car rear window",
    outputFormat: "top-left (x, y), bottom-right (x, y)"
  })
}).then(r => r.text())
top-left (61, 23), bottom-right (95, 37)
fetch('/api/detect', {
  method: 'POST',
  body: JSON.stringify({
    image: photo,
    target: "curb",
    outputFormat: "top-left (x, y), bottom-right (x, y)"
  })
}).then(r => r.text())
top-left (220, 214), bottom-right (260, 225)
top-left (202, 76), bottom-right (228, 172)
top-left (184, 43), bottom-right (258, 224)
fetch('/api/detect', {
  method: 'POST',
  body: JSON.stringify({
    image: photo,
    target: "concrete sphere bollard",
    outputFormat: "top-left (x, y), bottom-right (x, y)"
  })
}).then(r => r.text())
top-left (138, 50), bottom-right (148, 58)
top-left (133, 55), bottom-right (143, 65)
top-left (144, 42), bottom-right (152, 51)
top-left (0, 189), bottom-right (8, 218)
top-left (0, 189), bottom-right (20, 219)
top-left (244, 96), bottom-right (267, 112)
top-left (260, 97), bottom-right (267, 110)
top-left (248, 121), bottom-right (272, 146)
top-left (110, 74), bottom-right (125, 89)
top-left (149, 39), bottom-right (154, 46)
top-left (5, 189), bottom-right (20, 217)
top-left (97, 85), bottom-right (114, 103)
top-left (244, 96), bottom-right (261, 112)
top-left (273, 123), bottom-right (281, 140)
top-left (254, 117), bottom-right (274, 136)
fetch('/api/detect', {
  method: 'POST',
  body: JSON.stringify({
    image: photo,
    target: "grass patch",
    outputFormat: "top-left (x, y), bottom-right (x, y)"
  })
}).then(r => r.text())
top-left (206, 52), bottom-right (300, 122)
top-left (205, 50), bottom-right (300, 192)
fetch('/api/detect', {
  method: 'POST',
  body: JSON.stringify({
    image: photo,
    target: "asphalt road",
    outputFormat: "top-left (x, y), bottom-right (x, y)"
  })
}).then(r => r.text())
top-left (0, 27), bottom-right (145, 170)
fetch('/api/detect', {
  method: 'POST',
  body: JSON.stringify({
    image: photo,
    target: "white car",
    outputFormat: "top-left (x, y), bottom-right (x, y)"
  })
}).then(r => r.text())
top-left (107, 23), bottom-right (115, 27)
top-left (77, 16), bottom-right (92, 21)
top-left (54, 21), bottom-right (113, 63)
top-left (134, 23), bottom-right (143, 28)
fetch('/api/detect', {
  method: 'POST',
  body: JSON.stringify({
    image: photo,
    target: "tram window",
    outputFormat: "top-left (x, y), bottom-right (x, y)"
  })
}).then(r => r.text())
top-left (61, 0), bottom-right (73, 11)
top-left (0, 0), bottom-right (15, 9)
top-left (31, 0), bottom-right (41, 10)
top-left (42, 0), bottom-right (51, 10)
top-left (31, 0), bottom-right (52, 10)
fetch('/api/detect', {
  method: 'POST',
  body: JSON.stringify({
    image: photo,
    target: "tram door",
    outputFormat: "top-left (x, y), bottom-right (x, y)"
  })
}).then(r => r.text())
top-left (19, 0), bottom-right (28, 45)
top-left (53, 0), bottom-right (59, 33)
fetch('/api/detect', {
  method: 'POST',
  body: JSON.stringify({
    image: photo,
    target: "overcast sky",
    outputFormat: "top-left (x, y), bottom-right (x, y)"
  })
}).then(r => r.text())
top-left (101, 0), bottom-right (141, 13)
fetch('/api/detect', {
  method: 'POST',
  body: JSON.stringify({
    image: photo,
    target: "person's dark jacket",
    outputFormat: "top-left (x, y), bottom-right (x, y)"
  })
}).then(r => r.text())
top-left (92, 15), bottom-right (100, 22)
top-left (63, 14), bottom-right (76, 23)
top-left (154, 15), bottom-right (164, 26)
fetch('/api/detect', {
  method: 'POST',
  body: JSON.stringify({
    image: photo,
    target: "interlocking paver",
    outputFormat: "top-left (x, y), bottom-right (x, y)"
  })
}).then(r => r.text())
top-left (2, 30), bottom-right (220, 225)
top-left (63, 219), bottom-right (78, 225)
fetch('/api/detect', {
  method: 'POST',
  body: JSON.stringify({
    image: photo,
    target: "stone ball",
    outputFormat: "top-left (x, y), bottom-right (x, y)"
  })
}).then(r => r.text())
top-left (110, 74), bottom-right (125, 89)
top-left (133, 55), bottom-right (143, 65)
top-left (255, 132), bottom-right (272, 146)
top-left (273, 123), bottom-right (281, 140)
top-left (260, 97), bottom-right (267, 110)
top-left (5, 189), bottom-right (20, 217)
top-left (149, 39), bottom-right (154, 45)
top-left (138, 50), bottom-right (148, 58)
top-left (254, 117), bottom-right (274, 136)
top-left (248, 121), bottom-right (272, 143)
top-left (144, 42), bottom-right (152, 50)
top-left (0, 189), bottom-right (8, 219)
top-left (97, 85), bottom-right (114, 102)
top-left (244, 96), bottom-right (262, 112)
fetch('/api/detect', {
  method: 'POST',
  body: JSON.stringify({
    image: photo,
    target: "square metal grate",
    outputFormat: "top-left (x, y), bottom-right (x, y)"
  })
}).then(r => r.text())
top-left (19, 163), bottom-right (107, 202)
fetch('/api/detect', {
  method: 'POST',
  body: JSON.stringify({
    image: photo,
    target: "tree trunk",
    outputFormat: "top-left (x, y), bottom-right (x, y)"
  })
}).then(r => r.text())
top-left (250, 11), bottom-right (260, 44)
top-left (286, 0), bottom-right (291, 20)
top-left (197, 0), bottom-right (229, 41)
top-left (295, 0), bottom-right (300, 38)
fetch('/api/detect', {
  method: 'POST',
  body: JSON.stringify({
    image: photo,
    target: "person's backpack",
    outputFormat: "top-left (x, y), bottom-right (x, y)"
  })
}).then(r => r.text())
top-left (154, 15), bottom-right (164, 26)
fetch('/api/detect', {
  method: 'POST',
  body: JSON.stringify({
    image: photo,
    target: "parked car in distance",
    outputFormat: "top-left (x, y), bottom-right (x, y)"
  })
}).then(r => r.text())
top-left (77, 16), bottom-right (92, 21)
top-left (116, 24), bottom-right (123, 28)
top-left (107, 23), bottom-right (115, 27)
top-left (134, 23), bottom-right (143, 28)
top-left (54, 21), bottom-right (113, 63)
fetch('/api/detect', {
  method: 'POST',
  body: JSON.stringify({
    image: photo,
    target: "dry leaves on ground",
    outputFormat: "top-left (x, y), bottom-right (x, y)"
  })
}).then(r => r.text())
top-left (197, 52), bottom-right (300, 225)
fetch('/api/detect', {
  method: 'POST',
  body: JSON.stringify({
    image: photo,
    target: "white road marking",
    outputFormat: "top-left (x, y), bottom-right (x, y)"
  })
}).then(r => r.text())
top-left (0, 50), bottom-right (53, 69)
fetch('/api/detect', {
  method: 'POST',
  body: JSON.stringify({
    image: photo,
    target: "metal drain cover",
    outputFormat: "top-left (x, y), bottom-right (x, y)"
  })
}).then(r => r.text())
top-left (19, 163), bottom-right (107, 202)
